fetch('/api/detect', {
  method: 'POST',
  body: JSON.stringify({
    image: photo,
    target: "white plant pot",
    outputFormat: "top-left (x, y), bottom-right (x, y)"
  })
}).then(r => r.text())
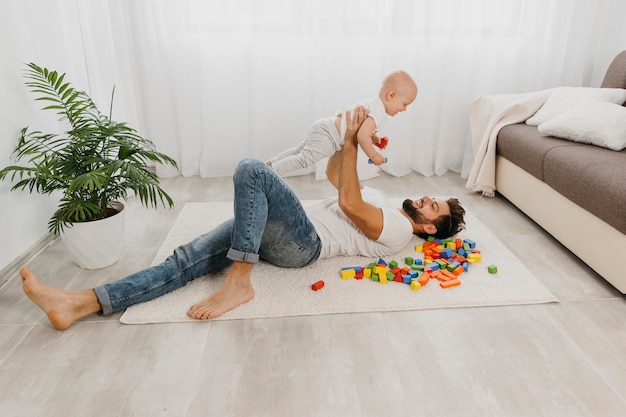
top-left (60, 202), bottom-right (126, 269)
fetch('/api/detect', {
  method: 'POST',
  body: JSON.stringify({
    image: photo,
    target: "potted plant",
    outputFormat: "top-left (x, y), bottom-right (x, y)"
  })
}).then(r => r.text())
top-left (0, 63), bottom-right (179, 269)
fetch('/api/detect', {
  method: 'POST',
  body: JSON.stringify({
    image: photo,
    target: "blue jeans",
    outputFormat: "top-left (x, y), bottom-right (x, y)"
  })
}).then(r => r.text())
top-left (94, 158), bottom-right (322, 315)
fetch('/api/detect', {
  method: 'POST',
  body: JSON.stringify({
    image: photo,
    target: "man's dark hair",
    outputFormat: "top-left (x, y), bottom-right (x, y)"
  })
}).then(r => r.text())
top-left (415, 197), bottom-right (466, 240)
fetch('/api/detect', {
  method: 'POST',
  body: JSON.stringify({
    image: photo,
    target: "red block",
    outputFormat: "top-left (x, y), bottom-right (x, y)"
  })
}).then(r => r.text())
top-left (311, 280), bottom-right (325, 291)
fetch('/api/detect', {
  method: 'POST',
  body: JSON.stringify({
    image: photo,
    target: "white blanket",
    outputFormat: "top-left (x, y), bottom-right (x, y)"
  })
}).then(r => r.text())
top-left (465, 89), bottom-right (553, 196)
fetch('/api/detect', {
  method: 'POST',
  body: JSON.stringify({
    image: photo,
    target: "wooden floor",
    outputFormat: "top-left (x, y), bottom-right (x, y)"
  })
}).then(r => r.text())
top-left (1, 171), bottom-right (624, 417)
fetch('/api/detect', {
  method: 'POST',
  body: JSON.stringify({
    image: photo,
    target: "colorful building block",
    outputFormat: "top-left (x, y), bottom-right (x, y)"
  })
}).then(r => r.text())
top-left (467, 253), bottom-right (482, 263)
top-left (418, 272), bottom-right (430, 286)
top-left (375, 136), bottom-right (389, 149)
top-left (311, 280), bottom-right (324, 291)
top-left (340, 268), bottom-right (356, 279)
top-left (440, 278), bottom-right (461, 288)
top-left (463, 239), bottom-right (476, 249)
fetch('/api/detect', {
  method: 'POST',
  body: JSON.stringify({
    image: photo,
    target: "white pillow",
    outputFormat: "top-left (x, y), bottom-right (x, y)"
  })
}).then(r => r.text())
top-left (537, 100), bottom-right (626, 151)
top-left (526, 87), bottom-right (626, 126)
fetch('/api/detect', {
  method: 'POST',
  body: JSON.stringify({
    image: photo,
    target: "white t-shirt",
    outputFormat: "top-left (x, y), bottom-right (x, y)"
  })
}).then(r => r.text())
top-left (338, 96), bottom-right (389, 141)
top-left (306, 186), bottom-right (413, 259)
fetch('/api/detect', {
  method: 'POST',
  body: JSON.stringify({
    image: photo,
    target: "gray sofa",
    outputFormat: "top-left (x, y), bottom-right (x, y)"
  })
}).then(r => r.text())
top-left (495, 50), bottom-right (626, 294)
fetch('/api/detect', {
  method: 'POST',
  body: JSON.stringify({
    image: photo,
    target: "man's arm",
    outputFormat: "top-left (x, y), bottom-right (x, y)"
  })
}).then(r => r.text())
top-left (337, 108), bottom-right (384, 240)
top-left (325, 149), bottom-right (342, 190)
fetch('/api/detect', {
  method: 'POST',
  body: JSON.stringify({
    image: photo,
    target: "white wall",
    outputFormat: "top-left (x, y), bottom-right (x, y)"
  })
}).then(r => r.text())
top-left (0, 1), bottom-right (88, 274)
top-left (588, 1), bottom-right (626, 86)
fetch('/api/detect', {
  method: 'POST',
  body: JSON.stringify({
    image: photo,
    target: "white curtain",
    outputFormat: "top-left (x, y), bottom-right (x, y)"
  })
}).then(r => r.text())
top-left (5, 0), bottom-right (624, 179)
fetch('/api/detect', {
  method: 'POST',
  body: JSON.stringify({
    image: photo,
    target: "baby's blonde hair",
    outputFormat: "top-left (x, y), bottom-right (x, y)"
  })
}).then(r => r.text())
top-left (381, 71), bottom-right (416, 94)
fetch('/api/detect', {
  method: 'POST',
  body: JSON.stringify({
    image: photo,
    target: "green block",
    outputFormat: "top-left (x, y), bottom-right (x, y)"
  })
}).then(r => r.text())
top-left (404, 257), bottom-right (414, 266)
top-left (371, 273), bottom-right (379, 282)
top-left (435, 259), bottom-right (447, 268)
top-left (389, 260), bottom-right (398, 269)
top-left (488, 264), bottom-right (498, 274)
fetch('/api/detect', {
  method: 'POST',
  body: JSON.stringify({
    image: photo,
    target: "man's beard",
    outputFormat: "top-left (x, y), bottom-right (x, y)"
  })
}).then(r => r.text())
top-left (403, 199), bottom-right (426, 223)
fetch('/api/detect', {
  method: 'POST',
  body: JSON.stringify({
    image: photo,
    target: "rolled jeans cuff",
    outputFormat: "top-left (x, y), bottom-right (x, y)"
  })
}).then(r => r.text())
top-left (93, 286), bottom-right (113, 315)
top-left (227, 248), bottom-right (260, 264)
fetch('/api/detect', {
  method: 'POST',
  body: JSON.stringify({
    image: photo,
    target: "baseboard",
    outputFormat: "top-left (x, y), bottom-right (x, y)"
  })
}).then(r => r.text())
top-left (0, 234), bottom-right (57, 289)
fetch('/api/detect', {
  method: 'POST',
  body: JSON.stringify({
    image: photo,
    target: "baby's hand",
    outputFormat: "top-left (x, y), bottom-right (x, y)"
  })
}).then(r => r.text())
top-left (369, 152), bottom-right (386, 166)
top-left (375, 136), bottom-right (389, 150)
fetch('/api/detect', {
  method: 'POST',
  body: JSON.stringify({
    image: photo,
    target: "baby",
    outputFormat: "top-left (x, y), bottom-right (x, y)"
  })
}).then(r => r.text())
top-left (267, 70), bottom-right (418, 175)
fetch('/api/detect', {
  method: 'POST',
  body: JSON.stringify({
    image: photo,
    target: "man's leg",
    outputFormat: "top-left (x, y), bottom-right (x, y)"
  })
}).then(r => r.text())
top-left (227, 158), bottom-right (321, 266)
top-left (95, 219), bottom-right (235, 315)
top-left (22, 158), bottom-right (321, 328)
top-left (22, 218), bottom-right (236, 329)
top-left (188, 158), bottom-right (322, 319)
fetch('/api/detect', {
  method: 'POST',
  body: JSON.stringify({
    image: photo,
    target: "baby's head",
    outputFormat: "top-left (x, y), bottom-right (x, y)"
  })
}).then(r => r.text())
top-left (379, 71), bottom-right (418, 116)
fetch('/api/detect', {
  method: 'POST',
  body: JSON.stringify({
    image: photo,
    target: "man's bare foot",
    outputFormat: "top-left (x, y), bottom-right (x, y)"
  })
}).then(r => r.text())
top-left (187, 281), bottom-right (254, 320)
top-left (187, 263), bottom-right (255, 320)
top-left (20, 267), bottom-right (100, 330)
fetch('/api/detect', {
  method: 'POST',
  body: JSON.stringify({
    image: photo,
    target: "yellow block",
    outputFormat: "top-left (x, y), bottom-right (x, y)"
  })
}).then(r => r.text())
top-left (467, 253), bottom-right (482, 263)
top-left (374, 266), bottom-right (387, 276)
top-left (415, 245), bottom-right (423, 252)
top-left (340, 268), bottom-right (356, 279)
top-left (363, 268), bottom-right (372, 278)
top-left (380, 274), bottom-right (388, 284)
top-left (410, 280), bottom-right (422, 291)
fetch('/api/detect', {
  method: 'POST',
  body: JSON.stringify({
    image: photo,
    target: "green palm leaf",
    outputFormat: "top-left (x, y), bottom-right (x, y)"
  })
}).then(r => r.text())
top-left (0, 63), bottom-right (179, 234)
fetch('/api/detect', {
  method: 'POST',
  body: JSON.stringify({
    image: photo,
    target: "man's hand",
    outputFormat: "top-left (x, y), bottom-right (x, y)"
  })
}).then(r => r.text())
top-left (344, 106), bottom-right (369, 148)
top-left (326, 107), bottom-right (370, 188)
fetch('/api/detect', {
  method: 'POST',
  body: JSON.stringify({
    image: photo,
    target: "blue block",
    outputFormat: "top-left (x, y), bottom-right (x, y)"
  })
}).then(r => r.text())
top-left (463, 239), bottom-right (476, 249)
top-left (426, 262), bottom-right (440, 271)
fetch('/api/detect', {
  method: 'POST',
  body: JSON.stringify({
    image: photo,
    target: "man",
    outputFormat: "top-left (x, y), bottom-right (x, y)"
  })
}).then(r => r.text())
top-left (20, 107), bottom-right (465, 330)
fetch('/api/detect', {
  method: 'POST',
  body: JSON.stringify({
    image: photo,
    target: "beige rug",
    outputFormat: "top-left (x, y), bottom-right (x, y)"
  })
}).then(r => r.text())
top-left (120, 200), bottom-right (557, 324)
